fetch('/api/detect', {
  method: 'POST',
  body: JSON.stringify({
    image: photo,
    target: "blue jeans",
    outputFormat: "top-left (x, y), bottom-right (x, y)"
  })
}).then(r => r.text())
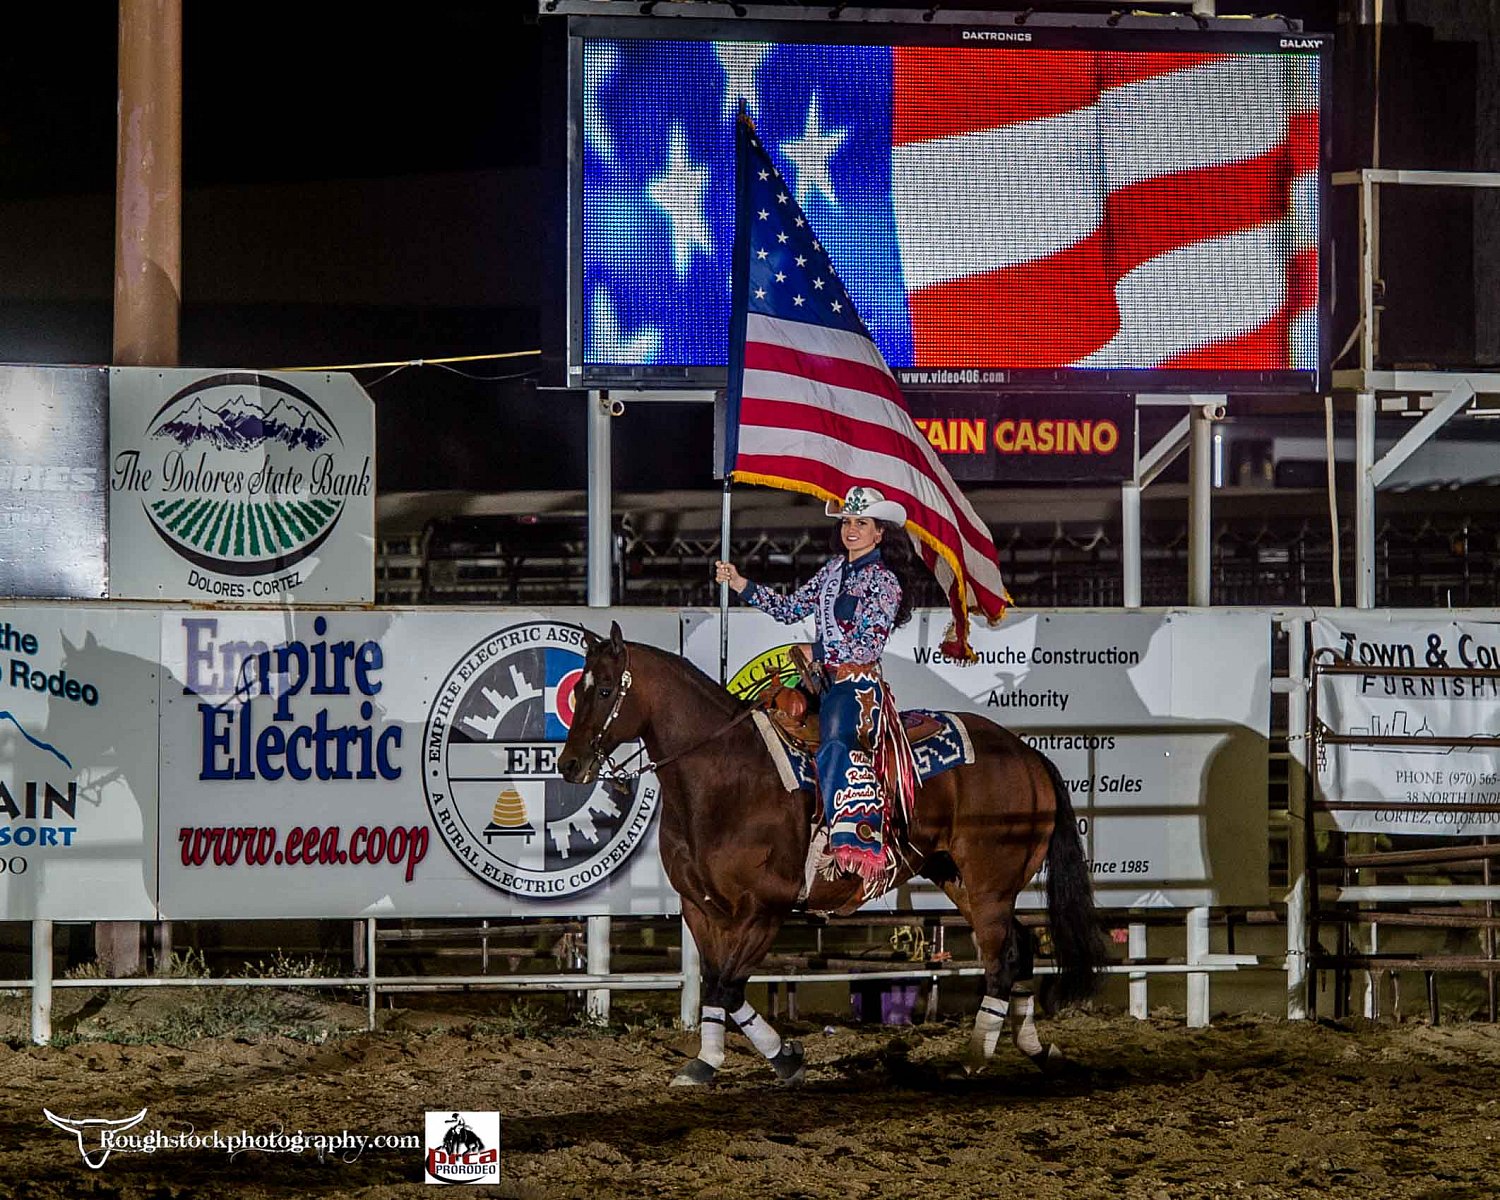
top-left (815, 674), bottom-right (883, 830)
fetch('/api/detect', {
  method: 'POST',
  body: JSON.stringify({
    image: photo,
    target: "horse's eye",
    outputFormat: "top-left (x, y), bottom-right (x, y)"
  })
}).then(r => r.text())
top-left (598, 685), bottom-right (614, 699)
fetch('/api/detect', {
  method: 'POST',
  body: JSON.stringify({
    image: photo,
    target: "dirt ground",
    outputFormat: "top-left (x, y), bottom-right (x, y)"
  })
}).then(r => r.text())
top-left (4, 986), bottom-right (1500, 1200)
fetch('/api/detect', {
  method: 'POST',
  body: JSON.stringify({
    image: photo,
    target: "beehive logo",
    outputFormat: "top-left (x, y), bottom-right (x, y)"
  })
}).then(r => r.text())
top-left (140, 373), bottom-right (348, 576)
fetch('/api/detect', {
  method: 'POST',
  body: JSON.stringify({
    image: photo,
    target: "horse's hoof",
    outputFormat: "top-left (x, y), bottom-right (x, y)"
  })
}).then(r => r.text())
top-left (670, 1058), bottom-right (719, 1088)
top-left (1028, 1044), bottom-right (1064, 1073)
top-left (771, 1040), bottom-right (806, 1086)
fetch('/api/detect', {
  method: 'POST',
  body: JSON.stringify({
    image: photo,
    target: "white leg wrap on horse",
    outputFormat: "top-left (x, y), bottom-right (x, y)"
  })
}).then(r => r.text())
top-left (698, 1006), bottom-right (727, 1068)
top-left (970, 996), bottom-right (1008, 1058)
top-left (1010, 992), bottom-right (1044, 1057)
top-left (730, 1002), bottom-right (783, 1059)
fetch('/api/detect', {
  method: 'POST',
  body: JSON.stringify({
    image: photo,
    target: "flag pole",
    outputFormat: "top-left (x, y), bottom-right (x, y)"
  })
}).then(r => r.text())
top-left (718, 475), bottom-right (732, 686)
top-left (719, 102), bottom-right (754, 688)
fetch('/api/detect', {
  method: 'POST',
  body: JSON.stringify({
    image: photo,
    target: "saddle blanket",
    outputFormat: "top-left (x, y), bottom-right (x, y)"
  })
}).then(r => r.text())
top-left (753, 708), bottom-right (975, 795)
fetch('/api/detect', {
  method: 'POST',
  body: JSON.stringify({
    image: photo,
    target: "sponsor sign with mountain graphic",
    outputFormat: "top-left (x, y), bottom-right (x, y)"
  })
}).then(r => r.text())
top-left (108, 370), bottom-right (374, 603)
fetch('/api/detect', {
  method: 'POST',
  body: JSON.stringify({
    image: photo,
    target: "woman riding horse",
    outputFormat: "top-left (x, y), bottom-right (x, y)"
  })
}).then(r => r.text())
top-left (558, 617), bottom-right (1108, 1088)
top-left (715, 484), bottom-right (917, 882)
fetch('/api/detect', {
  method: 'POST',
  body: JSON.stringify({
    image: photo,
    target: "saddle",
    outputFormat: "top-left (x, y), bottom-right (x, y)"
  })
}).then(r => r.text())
top-left (757, 646), bottom-right (946, 753)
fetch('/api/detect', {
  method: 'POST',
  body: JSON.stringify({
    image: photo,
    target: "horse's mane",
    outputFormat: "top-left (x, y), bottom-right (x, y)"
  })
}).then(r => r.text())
top-left (630, 642), bottom-right (744, 716)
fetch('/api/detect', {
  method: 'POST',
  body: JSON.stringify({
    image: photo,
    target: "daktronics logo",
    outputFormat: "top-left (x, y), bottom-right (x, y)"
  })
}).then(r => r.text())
top-left (111, 372), bottom-right (372, 592)
top-left (424, 1112), bottom-right (500, 1185)
top-left (962, 29), bottom-right (1031, 41)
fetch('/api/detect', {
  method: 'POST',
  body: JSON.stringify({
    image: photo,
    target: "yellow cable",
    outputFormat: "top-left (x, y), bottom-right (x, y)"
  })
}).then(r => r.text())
top-left (276, 349), bottom-right (541, 372)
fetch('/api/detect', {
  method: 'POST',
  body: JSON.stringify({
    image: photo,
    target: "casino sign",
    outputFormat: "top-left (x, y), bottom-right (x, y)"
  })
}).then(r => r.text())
top-left (422, 621), bottom-right (659, 898)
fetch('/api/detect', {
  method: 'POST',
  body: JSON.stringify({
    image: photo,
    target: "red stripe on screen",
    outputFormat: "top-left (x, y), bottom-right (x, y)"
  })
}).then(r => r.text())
top-left (1103, 148), bottom-right (1290, 280)
top-left (906, 230), bottom-right (1119, 367)
top-left (891, 48), bottom-right (1100, 145)
top-left (1098, 51), bottom-right (1227, 90)
top-left (1287, 110), bottom-right (1320, 174)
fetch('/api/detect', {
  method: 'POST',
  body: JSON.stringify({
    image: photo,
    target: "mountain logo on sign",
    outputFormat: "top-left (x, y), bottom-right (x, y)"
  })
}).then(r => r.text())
top-left (138, 373), bottom-right (350, 578)
top-left (153, 394), bottom-right (334, 453)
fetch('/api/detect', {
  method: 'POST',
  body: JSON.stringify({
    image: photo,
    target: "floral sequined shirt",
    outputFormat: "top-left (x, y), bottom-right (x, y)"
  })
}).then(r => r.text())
top-left (740, 549), bottom-right (901, 666)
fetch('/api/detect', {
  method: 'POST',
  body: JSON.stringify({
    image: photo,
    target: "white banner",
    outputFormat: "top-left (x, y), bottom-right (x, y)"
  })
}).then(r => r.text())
top-left (157, 609), bottom-right (679, 919)
top-left (0, 367), bottom-right (108, 599)
top-left (108, 369), bottom-right (375, 604)
top-left (1314, 614), bottom-right (1500, 834)
top-left (0, 606), bottom-right (157, 919)
top-left (685, 607), bottom-right (1270, 908)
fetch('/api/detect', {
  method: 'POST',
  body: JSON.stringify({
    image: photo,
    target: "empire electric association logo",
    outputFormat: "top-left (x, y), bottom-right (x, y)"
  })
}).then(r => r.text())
top-left (422, 622), bottom-right (658, 899)
top-left (113, 372), bottom-right (371, 580)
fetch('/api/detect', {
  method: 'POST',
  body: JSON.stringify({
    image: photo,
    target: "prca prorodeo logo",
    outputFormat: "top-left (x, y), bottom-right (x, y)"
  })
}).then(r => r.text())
top-left (137, 372), bottom-right (363, 576)
top-left (422, 621), bottom-right (658, 898)
top-left (424, 1111), bottom-right (500, 1184)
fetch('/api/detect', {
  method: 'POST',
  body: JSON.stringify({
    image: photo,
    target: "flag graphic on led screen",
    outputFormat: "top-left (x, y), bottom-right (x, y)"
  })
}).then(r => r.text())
top-left (581, 40), bottom-right (1321, 376)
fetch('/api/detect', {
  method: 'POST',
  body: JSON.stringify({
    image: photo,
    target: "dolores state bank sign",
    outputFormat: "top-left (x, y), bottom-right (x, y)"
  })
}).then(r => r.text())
top-left (108, 369), bottom-right (375, 603)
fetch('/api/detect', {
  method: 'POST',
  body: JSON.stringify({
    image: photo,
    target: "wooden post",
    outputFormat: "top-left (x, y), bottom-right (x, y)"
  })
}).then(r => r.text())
top-left (103, 0), bottom-right (182, 977)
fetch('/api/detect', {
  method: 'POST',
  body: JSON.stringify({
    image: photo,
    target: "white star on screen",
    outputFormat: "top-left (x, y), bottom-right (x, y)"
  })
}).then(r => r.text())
top-left (813, 278), bottom-right (825, 289)
top-left (757, 209), bottom-right (769, 220)
top-left (756, 248), bottom-right (768, 260)
top-left (758, 169), bottom-right (769, 181)
top-left (831, 300), bottom-right (842, 312)
top-left (646, 123), bottom-right (714, 279)
top-left (793, 295), bottom-right (805, 306)
top-left (794, 255), bottom-right (806, 266)
top-left (774, 271), bottom-right (786, 283)
top-left (754, 287), bottom-right (766, 300)
top-left (776, 232), bottom-right (788, 244)
top-left (781, 92), bottom-right (847, 208)
top-left (716, 42), bottom-right (772, 121)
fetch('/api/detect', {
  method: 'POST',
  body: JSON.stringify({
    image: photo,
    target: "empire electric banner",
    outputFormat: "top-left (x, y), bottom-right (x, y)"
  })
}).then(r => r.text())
top-left (108, 369), bottom-right (376, 604)
top-left (685, 607), bottom-right (1270, 908)
top-left (157, 609), bottom-right (679, 919)
top-left (0, 606), bottom-right (157, 920)
top-left (1314, 614), bottom-right (1500, 835)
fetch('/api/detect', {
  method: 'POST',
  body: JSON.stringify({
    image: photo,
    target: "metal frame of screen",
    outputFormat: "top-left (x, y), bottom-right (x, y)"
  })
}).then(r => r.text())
top-left (557, 2), bottom-right (1332, 394)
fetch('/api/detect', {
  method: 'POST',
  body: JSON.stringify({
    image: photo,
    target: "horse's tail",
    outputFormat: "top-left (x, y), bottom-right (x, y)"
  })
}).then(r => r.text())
top-left (1038, 751), bottom-right (1109, 1006)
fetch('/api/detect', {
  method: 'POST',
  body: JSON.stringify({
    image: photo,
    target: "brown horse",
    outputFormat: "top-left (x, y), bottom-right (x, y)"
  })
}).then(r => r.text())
top-left (558, 623), bottom-right (1108, 1086)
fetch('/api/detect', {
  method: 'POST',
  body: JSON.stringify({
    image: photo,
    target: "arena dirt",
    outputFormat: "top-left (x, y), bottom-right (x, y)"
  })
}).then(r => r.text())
top-left (3, 989), bottom-right (1500, 1199)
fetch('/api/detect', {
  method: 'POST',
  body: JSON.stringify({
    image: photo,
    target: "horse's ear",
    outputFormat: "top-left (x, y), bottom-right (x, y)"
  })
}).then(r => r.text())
top-left (609, 621), bottom-right (625, 654)
top-left (581, 626), bottom-right (602, 651)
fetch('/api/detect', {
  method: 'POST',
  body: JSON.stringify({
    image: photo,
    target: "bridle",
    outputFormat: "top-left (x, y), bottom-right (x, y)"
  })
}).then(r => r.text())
top-left (582, 644), bottom-right (758, 788)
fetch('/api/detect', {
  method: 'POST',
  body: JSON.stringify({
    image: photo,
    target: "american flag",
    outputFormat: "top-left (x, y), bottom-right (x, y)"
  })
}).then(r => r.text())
top-left (581, 39), bottom-right (1321, 374)
top-left (725, 116), bottom-right (1008, 660)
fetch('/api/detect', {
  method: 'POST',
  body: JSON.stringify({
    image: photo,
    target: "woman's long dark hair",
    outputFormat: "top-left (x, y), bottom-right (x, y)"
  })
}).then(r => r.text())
top-left (829, 519), bottom-right (917, 628)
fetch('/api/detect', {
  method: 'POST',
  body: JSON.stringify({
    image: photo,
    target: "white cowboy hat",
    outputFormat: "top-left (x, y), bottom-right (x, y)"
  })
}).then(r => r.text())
top-left (824, 485), bottom-right (907, 526)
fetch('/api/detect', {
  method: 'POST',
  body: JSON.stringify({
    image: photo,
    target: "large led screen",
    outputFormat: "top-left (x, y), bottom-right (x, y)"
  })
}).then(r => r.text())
top-left (570, 17), bottom-right (1327, 391)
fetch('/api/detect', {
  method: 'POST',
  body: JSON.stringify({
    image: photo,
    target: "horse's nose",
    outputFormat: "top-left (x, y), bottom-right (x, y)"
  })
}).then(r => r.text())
top-left (558, 754), bottom-right (581, 783)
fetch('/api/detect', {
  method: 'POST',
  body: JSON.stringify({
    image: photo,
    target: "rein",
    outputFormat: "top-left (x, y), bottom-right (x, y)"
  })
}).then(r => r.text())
top-left (587, 649), bottom-right (757, 785)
